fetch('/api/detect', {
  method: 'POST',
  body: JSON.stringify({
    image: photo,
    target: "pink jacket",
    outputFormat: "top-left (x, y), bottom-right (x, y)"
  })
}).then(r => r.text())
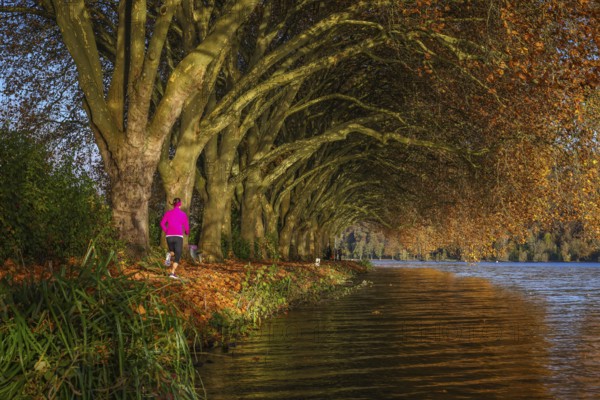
top-left (160, 206), bottom-right (190, 237)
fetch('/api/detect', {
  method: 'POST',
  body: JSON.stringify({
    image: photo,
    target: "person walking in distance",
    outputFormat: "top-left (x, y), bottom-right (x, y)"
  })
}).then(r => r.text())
top-left (160, 198), bottom-right (190, 279)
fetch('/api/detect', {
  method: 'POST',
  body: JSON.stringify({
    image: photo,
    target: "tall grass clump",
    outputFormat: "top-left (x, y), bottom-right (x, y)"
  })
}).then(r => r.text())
top-left (0, 246), bottom-right (200, 399)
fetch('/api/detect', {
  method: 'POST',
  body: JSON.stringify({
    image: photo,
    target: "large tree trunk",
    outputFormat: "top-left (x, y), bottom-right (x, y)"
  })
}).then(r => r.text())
top-left (255, 208), bottom-right (265, 252)
top-left (263, 196), bottom-right (278, 238)
top-left (158, 138), bottom-right (200, 210)
top-left (314, 225), bottom-right (326, 260)
top-left (260, 195), bottom-right (279, 260)
top-left (199, 179), bottom-right (229, 262)
top-left (295, 228), bottom-right (310, 260)
top-left (104, 142), bottom-right (159, 257)
top-left (221, 195), bottom-right (233, 258)
top-left (198, 132), bottom-right (237, 262)
top-left (240, 170), bottom-right (263, 256)
top-left (279, 213), bottom-right (297, 260)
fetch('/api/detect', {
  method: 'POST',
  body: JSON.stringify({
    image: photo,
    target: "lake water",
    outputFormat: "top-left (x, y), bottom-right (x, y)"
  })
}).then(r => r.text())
top-left (197, 261), bottom-right (600, 399)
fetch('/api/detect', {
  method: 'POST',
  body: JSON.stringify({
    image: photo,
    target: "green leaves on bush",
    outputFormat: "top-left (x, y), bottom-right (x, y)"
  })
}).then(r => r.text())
top-left (0, 129), bottom-right (113, 263)
top-left (221, 231), bottom-right (251, 260)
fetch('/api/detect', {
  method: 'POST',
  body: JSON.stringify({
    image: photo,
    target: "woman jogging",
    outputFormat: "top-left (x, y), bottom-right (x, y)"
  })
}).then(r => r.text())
top-left (160, 198), bottom-right (190, 279)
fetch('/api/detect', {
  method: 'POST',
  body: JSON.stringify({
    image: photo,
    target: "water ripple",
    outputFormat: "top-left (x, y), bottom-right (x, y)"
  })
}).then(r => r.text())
top-left (198, 262), bottom-right (600, 399)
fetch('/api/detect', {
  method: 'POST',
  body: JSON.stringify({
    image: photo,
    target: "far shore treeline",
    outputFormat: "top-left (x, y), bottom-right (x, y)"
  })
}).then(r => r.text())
top-left (342, 224), bottom-right (600, 263)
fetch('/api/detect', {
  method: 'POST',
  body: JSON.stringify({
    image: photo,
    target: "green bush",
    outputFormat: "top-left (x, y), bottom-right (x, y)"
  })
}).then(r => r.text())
top-left (263, 232), bottom-right (280, 261)
top-left (225, 230), bottom-right (251, 260)
top-left (0, 130), bottom-right (113, 263)
top-left (358, 258), bottom-right (374, 271)
top-left (221, 234), bottom-right (232, 259)
top-left (0, 246), bottom-right (199, 399)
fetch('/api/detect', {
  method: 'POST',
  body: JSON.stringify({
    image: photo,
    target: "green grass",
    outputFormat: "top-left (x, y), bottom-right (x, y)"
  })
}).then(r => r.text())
top-left (0, 245), bottom-right (201, 399)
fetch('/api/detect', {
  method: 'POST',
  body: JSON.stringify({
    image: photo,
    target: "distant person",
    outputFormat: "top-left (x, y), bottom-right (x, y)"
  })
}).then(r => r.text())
top-left (325, 245), bottom-right (332, 260)
top-left (160, 198), bottom-right (190, 279)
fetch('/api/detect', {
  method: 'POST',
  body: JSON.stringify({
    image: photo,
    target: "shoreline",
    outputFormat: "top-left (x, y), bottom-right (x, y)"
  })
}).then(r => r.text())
top-left (1, 257), bottom-right (370, 342)
top-left (0, 255), bottom-right (369, 398)
top-left (150, 258), bottom-right (371, 346)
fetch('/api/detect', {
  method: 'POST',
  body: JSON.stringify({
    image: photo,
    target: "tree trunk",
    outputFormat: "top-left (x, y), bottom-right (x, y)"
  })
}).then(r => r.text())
top-left (240, 195), bottom-right (256, 251)
top-left (314, 226), bottom-right (328, 260)
top-left (221, 194), bottom-right (233, 258)
top-left (289, 234), bottom-right (298, 260)
top-left (296, 228), bottom-right (310, 260)
top-left (222, 195), bottom-right (232, 240)
top-left (199, 179), bottom-right (229, 262)
top-left (159, 136), bottom-right (202, 210)
top-left (240, 170), bottom-right (262, 255)
top-left (106, 146), bottom-right (158, 257)
top-left (263, 196), bottom-right (278, 239)
top-left (198, 132), bottom-right (236, 262)
top-left (279, 212), bottom-right (297, 260)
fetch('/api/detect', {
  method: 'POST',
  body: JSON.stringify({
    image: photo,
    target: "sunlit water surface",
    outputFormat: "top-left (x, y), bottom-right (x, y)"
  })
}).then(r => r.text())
top-left (197, 261), bottom-right (600, 399)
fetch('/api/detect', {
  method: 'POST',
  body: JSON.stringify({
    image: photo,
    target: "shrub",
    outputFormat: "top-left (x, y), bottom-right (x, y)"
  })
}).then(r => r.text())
top-left (0, 130), bottom-right (113, 263)
top-left (229, 230), bottom-right (251, 260)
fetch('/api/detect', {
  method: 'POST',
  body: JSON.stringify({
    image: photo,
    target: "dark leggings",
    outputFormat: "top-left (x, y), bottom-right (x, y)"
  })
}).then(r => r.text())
top-left (166, 236), bottom-right (183, 263)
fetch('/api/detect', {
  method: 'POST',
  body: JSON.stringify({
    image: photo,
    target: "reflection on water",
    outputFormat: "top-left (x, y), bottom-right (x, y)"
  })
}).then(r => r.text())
top-left (198, 262), bottom-right (600, 399)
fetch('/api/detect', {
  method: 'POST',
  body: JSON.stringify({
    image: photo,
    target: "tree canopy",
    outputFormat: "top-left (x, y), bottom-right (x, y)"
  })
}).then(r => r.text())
top-left (1, 0), bottom-right (599, 262)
